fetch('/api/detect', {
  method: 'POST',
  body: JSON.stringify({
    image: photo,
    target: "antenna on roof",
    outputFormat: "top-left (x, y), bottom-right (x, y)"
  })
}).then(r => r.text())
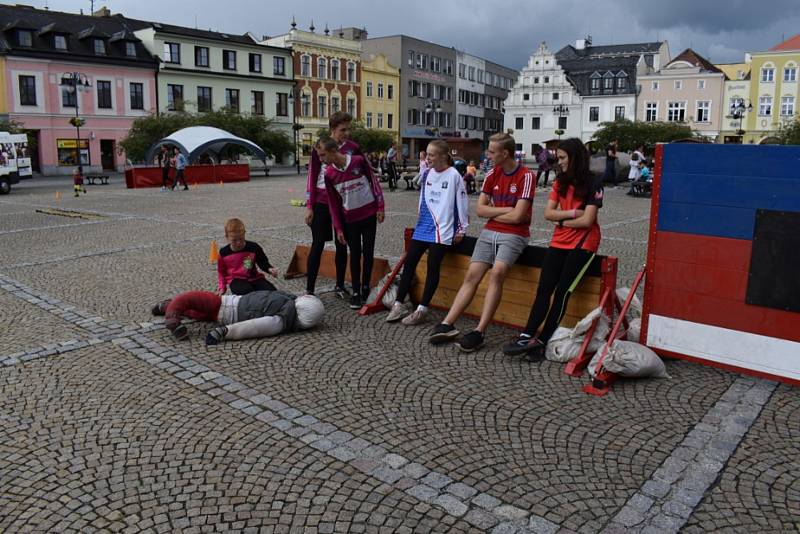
top-left (290, 16), bottom-right (296, 30)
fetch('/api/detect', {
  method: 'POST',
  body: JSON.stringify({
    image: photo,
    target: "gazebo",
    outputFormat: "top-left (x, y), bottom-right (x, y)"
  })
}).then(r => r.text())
top-left (145, 126), bottom-right (266, 164)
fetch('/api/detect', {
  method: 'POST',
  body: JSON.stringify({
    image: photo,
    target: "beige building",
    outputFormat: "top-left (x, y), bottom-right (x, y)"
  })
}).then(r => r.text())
top-left (718, 63), bottom-right (752, 143)
top-left (360, 52), bottom-right (400, 143)
top-left (637, 48), bottom-right (725, 140)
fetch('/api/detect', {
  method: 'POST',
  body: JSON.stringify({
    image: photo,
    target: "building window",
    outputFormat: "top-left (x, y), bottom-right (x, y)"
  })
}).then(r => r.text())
top-left (17, 29), bottom-right (32, 47)
top-left (274, 56), bottom-right (285, 76)
top-left (276, 93), bottom-right (288, 116)
top-left (251, 91), bottom-right (264, 115)
top-left (544, 76), bottom-right (549, 83)
top-left (317, 57), bottom-right (327, 79)
top-left (459, 63), bottom-right (466, 78)
top-left (18, 75), bottom-right (36, 106)
top-left (645, 102), bottom-right (658, 122)
top-left (249, 53), bottom-right (262, 73)
top-left (784, 67), bottom-right (797, 82)
top-left (54, 34), bottom-right (68, 50)
top-left (652, 80), bottom-right (659, 90)
top-left (366, 81), bottom-right (373, 97)
top-left (515, 117), bottom-right (524, 129)
top-left (446, 86), bottom-right (453, 101)
top-left (318, 95), bottom-right (327, 117)
top-left (674, 80), bottom-right (683, 90)
top-left (387, 113), bottom-right (393, 129)
top-left (589, 106), bottom-right (599, 122)
top-left (591, 78), bottom-right (601, 93)
top-left (163, 42), bottom-right (180, 63)
top-left (523, 93), bottom-right (530, 101)
top-left (347, 62), bottom-right (356, 82)
top-left (57, 139), bottom-right (89, 166)
top-left (408, 50), bottom-right (414, 66)
top-left (93, 38), bottom-right (106, 55)
top-left (615, 106), bottom-right (625, 120)
top-left (301, 55), bottom-right (310, 76)
top-left (197, 86), bottom-right (212, 112)
top-left (667, 101), bottom-right (686, 121)
top-left (698, 79), bottom-right (706, 90)
top-left (97, 80), bottom-right (112, 109)
top-left (604, 76), bottom-right (614, 92)
top-left (125, 41), bottom-right (136, 57)
top-left (696, 100), bottom-right (710, 122)
top-left (167, 84), bottom-right (184, 111)
top-left (377, 83), bottom-right (384, 98)
top-left (329, 96), bottom-right (339, 113)
top-left (468, 66), bottom-right (475, 81)
top-left (781, 96), bottom-right (795, 116)
top-left (558, 116), bottom-right (568, 129)
top-left (223, 50), bottom-right (237, 70)
top-left (225, 88), bottom-right (239, 112)
top-left (552, 92), bottom-right (559, 101)
top-left (433, 56), bottom-right (441, 72)
top-left (477, 69), bottom-right (484, 83)
top-left (377, 113), bottom-right (384, 128)
top-left (61, 86), bottom-right (76, 108)
top-left (387, 84), bottom-right (394, 100)
top-left (347, 97), bottom-right (355, 116)
top-left (129, 82), bottom-right (144, 110)
top-left (761, 67), bottom-right (775, 82)
top-left (616, 77), bottom-right (627, 90)
top-left (330, 59), bottom-right (339, 80)
top-left (366, 112), bottom-right (373, 128)
top-left (301, 94), bottom-right (311, 116)
top-left (759, 96), bottom-right (772, 116)
top-left (531, 116), bottom-right (540, 129)
top-left (444, 59), bottom-right (453, 75)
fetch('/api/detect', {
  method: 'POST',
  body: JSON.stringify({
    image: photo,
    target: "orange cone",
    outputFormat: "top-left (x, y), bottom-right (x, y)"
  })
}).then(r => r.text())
top-left (55, 191), bottom-right (61, 202)
top-left (219, 180), bottom-right (224, 187)
top-left (209, 239), bottom-right (219, 263)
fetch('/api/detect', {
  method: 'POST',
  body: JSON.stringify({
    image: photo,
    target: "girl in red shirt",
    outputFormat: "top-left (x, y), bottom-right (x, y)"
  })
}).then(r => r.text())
top-left (503, 138), bottom-right (604, 358)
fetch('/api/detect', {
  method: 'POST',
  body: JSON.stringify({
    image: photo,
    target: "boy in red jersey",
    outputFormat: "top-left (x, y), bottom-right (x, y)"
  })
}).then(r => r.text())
top-left (216, 218), bottom-right (278, 296)
top-left (429, 133), bottom-right (535, 352)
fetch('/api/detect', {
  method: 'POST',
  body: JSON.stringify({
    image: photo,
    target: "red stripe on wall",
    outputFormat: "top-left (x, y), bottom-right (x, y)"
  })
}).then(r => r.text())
top-left (654, 231), bottom-right (752, 267)
top-left (652, 258), bottom-right (749, 301)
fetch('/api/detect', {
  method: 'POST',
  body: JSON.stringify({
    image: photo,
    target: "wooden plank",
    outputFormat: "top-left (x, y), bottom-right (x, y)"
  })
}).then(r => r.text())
top-left (283, 245), bottom-right (390, 287)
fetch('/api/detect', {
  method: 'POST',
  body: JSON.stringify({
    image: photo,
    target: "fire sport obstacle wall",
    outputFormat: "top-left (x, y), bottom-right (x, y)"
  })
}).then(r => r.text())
top-left (642, 143), bottom-right (800, 385)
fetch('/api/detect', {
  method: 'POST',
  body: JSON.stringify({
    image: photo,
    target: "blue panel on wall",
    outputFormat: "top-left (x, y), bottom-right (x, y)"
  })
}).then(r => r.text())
top-left (660, 173), bottom-right (800, 211)
top-left (661, 144), bottom-right (800, 180)
top-left (657, 201), bottom-right (756, 240)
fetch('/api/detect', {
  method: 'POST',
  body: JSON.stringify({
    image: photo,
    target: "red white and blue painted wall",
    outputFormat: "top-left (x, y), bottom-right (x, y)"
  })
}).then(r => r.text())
top-left (642, 143), bottom-right (800, 385)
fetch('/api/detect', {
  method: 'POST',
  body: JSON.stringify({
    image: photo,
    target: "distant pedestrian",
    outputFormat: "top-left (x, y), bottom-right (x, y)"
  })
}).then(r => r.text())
top-left (536, 145), bottom-right (552, 187)
top-left (172, 148), bottom-right (188, 191)
top-left (73, 167), bottom-right (86, 197)
top-left (158, 146), bottom-right (172, 191)
top-left (386, 142), bottom-right (399, 191)
top-left (603, 142), bottom-right (618, 186)
top-left (628, 144), bottom-right (645, 183)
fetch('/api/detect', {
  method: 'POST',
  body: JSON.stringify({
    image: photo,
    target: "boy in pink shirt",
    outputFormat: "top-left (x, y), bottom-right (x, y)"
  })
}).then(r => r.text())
top-left (319, 137), bottom-right (385, 309)
top-left (216, 218), bottom-right (278, 295)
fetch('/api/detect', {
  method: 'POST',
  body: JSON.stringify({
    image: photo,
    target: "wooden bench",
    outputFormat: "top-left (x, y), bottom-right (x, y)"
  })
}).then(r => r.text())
top-left (85, 174), bottom-right (109, 185)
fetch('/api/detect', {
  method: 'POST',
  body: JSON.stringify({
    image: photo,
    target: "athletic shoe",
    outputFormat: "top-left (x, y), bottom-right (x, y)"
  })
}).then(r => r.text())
top-left (456, 330), bottom-right (485, 352)
top-left (429, 323), bottom-right (459, 344)
top-left (171, 323), bottom-right (189, 341)
top-left (334, 286), bottom-right (351, 300)
top-left (183, 186), bottom-right (189, 191)
top-left (349, 294), bottom-right (363, 309)
top-left (502, 335), bottom-right (545, 357)
top-left (386, 302), bottom-right (409, 322)
top-left (401, 308), bottom-right (428, 326)
top-left (150, 299), bottom-right (171, 316)
top-left (205, 325), bottom-right (228, 346)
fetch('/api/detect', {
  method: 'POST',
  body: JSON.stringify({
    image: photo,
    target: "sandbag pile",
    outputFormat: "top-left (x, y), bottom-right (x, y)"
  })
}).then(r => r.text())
top-left (588, 340), bottom-right (670, 379)
top-left (545, 307), bottom-right (611, 363)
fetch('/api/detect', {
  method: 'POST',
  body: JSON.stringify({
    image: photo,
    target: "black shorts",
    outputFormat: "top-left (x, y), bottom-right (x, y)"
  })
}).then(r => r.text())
top-left (310, 202), bottom-right (335, 242)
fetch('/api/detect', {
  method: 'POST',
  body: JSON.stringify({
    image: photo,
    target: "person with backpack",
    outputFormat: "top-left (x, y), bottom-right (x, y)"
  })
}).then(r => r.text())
top-left (385, 140), bottom-right (469, 326)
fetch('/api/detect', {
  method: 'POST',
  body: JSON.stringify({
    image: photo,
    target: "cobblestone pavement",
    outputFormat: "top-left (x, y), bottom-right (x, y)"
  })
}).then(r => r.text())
top-left (1, 175), bottom-right (798, 533)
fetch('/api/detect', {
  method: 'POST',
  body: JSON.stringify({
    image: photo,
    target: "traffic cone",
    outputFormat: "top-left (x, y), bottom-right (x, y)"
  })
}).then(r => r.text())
top-left (219, 180), bottom-right (224, 187)
top-left (209, 239), bottom-right (219, 263)
top-left (55, 191), bottom-right (61, 202)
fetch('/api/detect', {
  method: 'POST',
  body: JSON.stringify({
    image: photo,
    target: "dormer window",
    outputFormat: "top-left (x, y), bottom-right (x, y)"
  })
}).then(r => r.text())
top-left (125, 41), bottom-right (136, 57)
top-left (93, 38), bottom-right (106, 55)
top-left (18, 30), bottom-right (32, 47)
top-left (54, 35), bottom-right (67, 50)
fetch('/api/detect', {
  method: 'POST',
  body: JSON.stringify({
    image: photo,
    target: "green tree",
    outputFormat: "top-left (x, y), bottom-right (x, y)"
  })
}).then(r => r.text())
top-left (778, 116), bottom-right (800, 145)
top-left (592, 119), bottom-right (698, 153)
top-left (119, 110), bottom-right (292, 163)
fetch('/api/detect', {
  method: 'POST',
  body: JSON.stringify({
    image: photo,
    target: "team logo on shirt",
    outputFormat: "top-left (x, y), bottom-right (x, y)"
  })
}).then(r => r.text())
top-left (510, 184), bottom-right (517, 193)
top-left (352, 167), bottom-right (362, 177)
top-left (243, 258), bottom-right (253, 270)
top-left (441, 181), bottom-right (448, 189)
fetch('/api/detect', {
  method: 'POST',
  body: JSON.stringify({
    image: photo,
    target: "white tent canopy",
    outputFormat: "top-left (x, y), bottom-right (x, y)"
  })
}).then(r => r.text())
top-left (145, 126), bottom-right (266, 164)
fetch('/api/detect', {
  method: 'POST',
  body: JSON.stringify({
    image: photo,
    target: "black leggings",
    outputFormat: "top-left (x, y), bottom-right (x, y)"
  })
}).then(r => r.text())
top-left (229, 277), bottom-right (276, 296)
top-left (395, 240), bottom-right (448, 307)
top-left (345, 215), bottom-right (377, 293)
top-left (523, 247), bottom-right (595, 343)
top-left (307, 204), bottom-right (347, 293)
top-left (537, 168), bottom-right (550, 186)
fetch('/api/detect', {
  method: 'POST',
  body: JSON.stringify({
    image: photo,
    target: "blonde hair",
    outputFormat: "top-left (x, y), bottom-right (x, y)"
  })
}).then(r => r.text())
top-left (489, 132), bottom-right (516, 159)
top-left (427, 140), bottom-right (454, 166)
top-left (224, 218), bottom-right (246, 235)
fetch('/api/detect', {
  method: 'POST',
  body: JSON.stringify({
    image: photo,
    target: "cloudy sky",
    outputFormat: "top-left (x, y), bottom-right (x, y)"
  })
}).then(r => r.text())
top-left (30, 0), bottom-right (800, 69)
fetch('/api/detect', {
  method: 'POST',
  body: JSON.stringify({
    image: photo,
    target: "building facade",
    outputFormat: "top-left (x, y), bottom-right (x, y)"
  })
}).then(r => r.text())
top-left (265, 24), bottom-right (361, 164)
top-left (360, 52), bottom-right (400, 143)
top-left (363, 35), bottom-right (457, 159)
top-left (637, 49), bottom-right (725, 141)
top-left (0, 5), bottom-right (157, 174)
top-left (717, 63), bottom-right (752, 143)
top-left (744, 34), bottom-right (800, 144)
top-left (483, 60), bottom-right (517, 145)
top-left (456, 51), bottom-right (485, 142)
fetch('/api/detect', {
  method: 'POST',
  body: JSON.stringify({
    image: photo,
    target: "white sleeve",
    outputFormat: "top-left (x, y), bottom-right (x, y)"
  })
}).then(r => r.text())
top-left (453, 169), bottom-right (469, 235)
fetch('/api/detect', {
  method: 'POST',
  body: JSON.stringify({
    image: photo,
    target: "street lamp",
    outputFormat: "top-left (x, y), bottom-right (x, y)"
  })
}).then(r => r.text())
top-left (729, 99), bottom-right (752, 141)
top-left (288, 87), bottom-right (303, 175)
top-left (425, 99), bottom-right (443, 137)
top-left (60, 72), bottom-right (91, 171)
top-left (553, 104), bottom-right (569, 140)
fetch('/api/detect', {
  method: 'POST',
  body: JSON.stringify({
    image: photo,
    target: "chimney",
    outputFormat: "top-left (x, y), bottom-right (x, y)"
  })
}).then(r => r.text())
top-left (575, 39), bottom-right (586, 50)
top-left (93, 6), bottom-right (111, 17)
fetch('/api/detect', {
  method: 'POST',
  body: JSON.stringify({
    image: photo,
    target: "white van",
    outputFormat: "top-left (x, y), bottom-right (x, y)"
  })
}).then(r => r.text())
top-left (0, 132), bottom-right (32, 194)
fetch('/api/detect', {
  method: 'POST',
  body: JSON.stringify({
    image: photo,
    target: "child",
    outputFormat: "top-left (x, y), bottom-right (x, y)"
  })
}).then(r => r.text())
top-left (319, 137), bottom-right (385, 309)
top-left (217, 218), bottom-right (278, 296)
top-left (73, 167), bottom-right (86, 197)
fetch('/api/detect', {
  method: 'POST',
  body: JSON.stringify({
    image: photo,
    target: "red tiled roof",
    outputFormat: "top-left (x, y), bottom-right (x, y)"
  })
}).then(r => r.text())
top-left (771, 34), bottom-right (800, 51)
top-left (667, 48), bottom-right (722, 73)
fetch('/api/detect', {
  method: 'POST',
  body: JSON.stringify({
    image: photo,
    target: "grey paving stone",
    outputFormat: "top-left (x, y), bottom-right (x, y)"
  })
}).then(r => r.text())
top-left (432, 493), bottom-right (468, 517)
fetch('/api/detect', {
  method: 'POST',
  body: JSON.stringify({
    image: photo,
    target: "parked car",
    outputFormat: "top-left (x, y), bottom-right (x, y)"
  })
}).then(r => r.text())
top-left (0, 132), bottom-right (32, 194)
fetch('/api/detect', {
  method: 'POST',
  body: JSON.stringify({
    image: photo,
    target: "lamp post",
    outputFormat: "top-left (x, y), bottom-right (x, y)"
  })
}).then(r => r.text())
top-left (425, 99), bottom-right (443, 138)
top-left (553, 104), bottom-right (569, 140)
top-left (60, 72), bottom-right (91, 171)
top-left (729, 99), bottom-right (752, 142)
top-left (287, 88), bottom-right (303, 175)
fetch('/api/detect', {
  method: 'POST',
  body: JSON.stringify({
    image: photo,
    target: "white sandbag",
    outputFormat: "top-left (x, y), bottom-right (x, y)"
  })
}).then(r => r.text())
top-left (545, 327), bottom-right (578, 362)
top-left (616, 287), bottom-right (642, 319)
top-left (589, 340), bottom-right (669, 379)
top-left (367, 270), bottom-right (402, 309)
top-left (545, 307), bottom-right (610, 363)
top-left (627, 317), bottom-right (641, 342)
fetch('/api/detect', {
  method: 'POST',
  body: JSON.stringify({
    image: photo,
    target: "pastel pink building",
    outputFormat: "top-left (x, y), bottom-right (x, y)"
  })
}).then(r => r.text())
top-left (1, 5), bottom-right (157, 175)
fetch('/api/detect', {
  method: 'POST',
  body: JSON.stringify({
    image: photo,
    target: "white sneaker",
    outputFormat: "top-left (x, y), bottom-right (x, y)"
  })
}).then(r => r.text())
top-left (386, 302), bottom-right (409, 322)
top-left (401, 308), bottom-right (428, 326)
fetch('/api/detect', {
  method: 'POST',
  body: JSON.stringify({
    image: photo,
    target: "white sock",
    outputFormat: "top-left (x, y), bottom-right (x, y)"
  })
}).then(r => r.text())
top-left (416, 305), bottom-right (428, 312)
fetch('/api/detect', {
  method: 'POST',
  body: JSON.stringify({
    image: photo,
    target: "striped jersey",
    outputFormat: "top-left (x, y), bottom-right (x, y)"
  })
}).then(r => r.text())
top-left (481, 164), bottom-right (535, 237)
top-left (412, 166), bottom-right (469, 245)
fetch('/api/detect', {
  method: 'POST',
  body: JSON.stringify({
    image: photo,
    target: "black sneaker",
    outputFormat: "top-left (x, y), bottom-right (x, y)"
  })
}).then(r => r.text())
top-left (429, 323), bottom-right (460, 345)
top-left (151, 299), bottom-right (171, 316)
top-left (502, 335), bottom-right (544, 356)
top-left (334, 286), bottom-right (351, 300)
top-left (456, 330), bottom-right (485, 352)
top-left (349, 294), bottom-right (363, 309)
top-left (205, 325), bottom-right (228, 346)
top-left (171, 323), bottom-right (189, 341)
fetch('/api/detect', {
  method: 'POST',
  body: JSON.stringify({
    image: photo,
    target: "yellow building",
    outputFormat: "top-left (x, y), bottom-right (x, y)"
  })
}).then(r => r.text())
top-left (745, 34), bottom-right (800, 144)
top-left (360, 52), bottom-right (400, 144)
top-left (716, 63), bottom-right (752, 143)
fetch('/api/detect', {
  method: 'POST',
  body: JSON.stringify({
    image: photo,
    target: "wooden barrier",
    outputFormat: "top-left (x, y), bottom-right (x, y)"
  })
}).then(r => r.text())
top-left (124, 164), bottom-right (250, 188)
top-left (284, 245), bottom-right (390, 288)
